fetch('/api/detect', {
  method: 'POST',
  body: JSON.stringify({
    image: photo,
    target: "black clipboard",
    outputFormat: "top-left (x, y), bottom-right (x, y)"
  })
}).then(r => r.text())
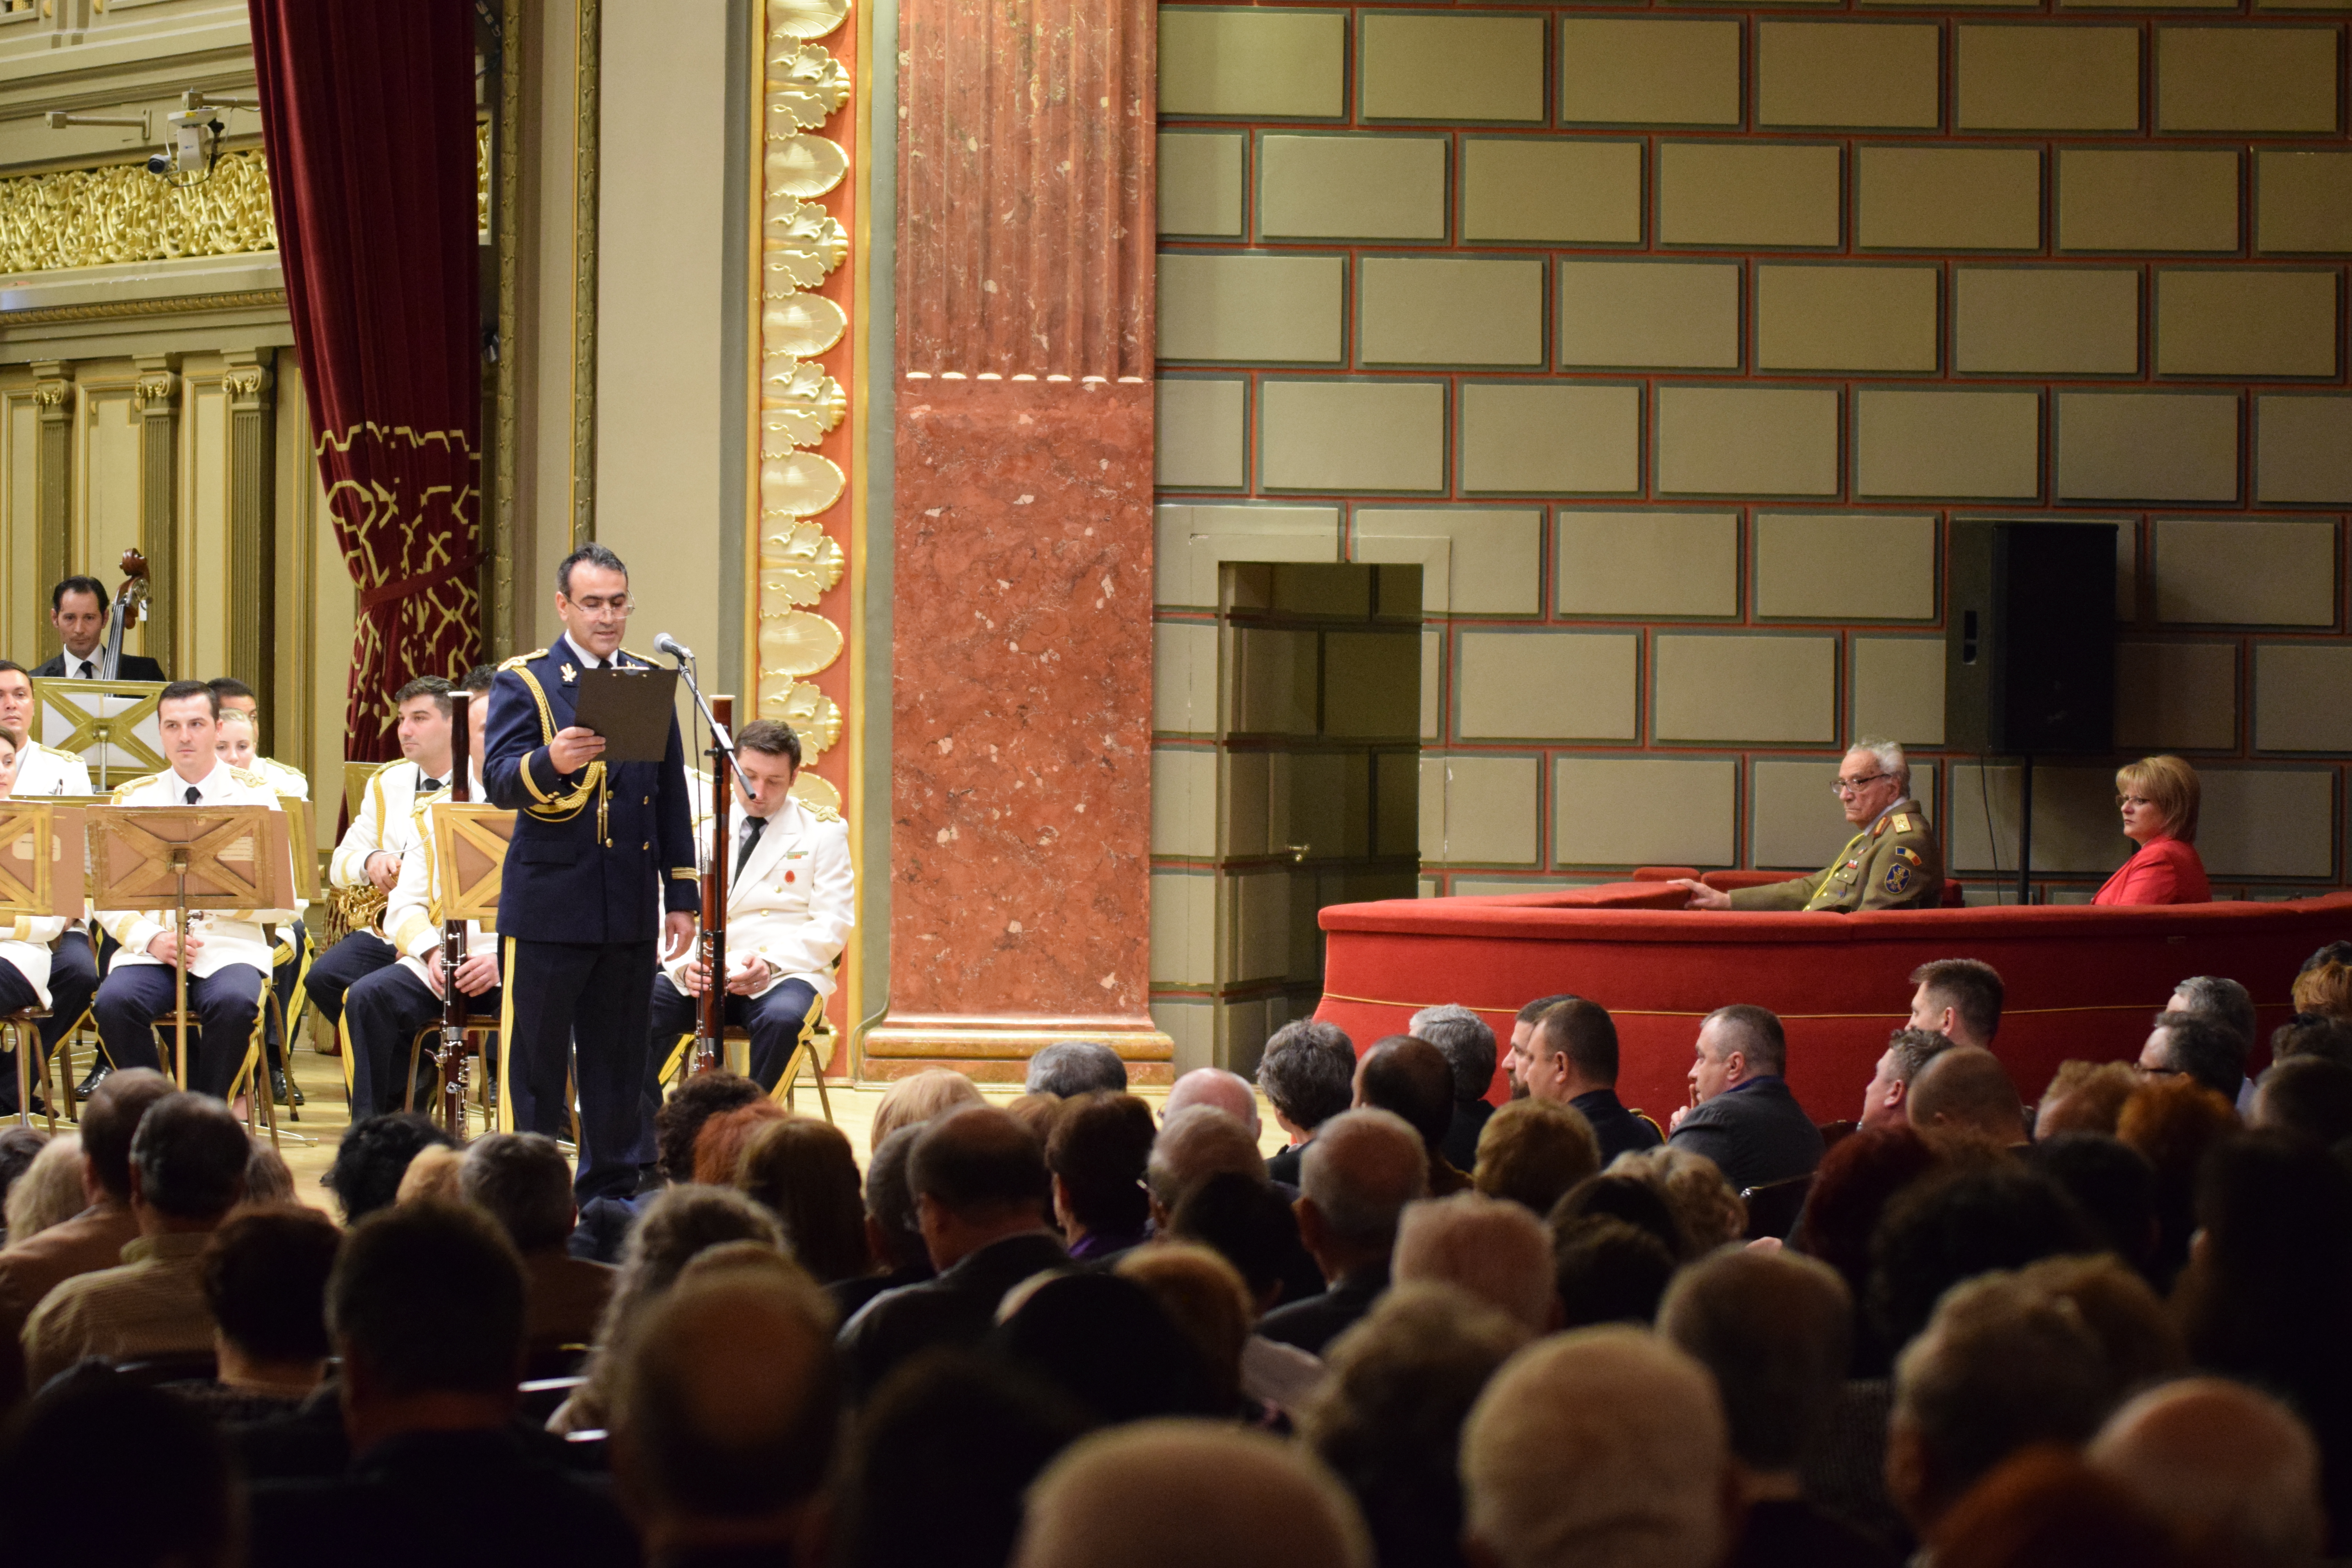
top-left (571, 666), bottom-right (678, 762)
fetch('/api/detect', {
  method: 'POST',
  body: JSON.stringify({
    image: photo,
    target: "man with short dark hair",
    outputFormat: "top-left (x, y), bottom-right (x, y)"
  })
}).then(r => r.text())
top-left (1025, 1040), bottom-right (1129, 1098)
top-left (198, 1205), bottom-right (343, 1418)
top-left (1259, 1107), bottom-right (1428, 1354)
top-left (1858, 1026), bottom-right (1954, 1131)
top-left (1256, 1018), bottom-right (1355, 1185)
top-left (461, 1132), bottom-right (616, 1350)
top-left (1668, 1005), bottom-right (1824, 1192)
top-left (245, 1203), bottom-right (638, 1568)
top-left (1411, 1003), bottom-right (1499, 1171)
top-left (2139, 1011), bottom-right (2248, 1104)
top-left (837, 1106), bottom-right (1066, 1399)
top-left (1510, 998), bottom-right (1662, 1163)
top-left (2252, 1055), bottom-right (2352, 1147)
top-left (324, 1112), bottom-right (455, 1224)
top-left (0, 658), bottom-right (92, 797)
top-left (1355, 1034), bottom-right (1471, 1195)
top-left (1907, 958), bottom-right (2004, 1050)
top-left (22, 1091), bottom-right (250, 1385)
top-left (36, 575), bottom-right (166, 683)
top-left (1045, 1092), bottom-right (1156, 1260)
top-left (1506, 994), bottom-right (1579, 1097)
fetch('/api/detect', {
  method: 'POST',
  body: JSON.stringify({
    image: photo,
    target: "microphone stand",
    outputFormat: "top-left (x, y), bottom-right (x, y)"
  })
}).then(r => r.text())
top-left (666, 646), bottom-right (747, 1077)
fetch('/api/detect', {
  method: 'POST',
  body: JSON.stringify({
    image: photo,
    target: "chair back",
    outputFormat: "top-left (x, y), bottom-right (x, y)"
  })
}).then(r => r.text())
top-left (1739, 1172), bottom-right (1815, 1241)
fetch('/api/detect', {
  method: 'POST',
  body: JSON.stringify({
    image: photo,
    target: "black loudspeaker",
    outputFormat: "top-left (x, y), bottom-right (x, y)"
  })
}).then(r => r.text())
top-left (1945, 520), bottom-right (2118, 756)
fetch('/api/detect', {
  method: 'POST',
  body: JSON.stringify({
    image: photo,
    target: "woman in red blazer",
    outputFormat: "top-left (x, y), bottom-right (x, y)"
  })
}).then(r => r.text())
top-left (2094, 755), bottom-right (2211, 906)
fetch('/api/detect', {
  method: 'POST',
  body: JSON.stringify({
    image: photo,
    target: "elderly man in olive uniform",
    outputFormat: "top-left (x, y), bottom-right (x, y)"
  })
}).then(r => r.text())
top-left (1674, 739), bottom-right (1943, 913)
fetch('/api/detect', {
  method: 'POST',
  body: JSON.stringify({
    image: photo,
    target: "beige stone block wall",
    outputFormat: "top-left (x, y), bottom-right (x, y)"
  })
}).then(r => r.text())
top-left (1459, 384), bottom-right (1642, 495)
top-left (1756, 264), bottom-right (1940, 371)
top-left (1956, 25), bottom-right (2141, 130)
top-left (1552, 757), bottom-right (1738, 867)
top-left (1756, 23), bottom-right (1942, 129)
top-left (1260, 134), bottom-right (1447, 241)
top-left (1654, 634), bottom-right (1838, 742)
top-left (1953, 268), bottom-right (2140, 375)
top-left (1462, 140), bottom-right (1644, 244)
top-left (1856, 147), bottom-right (2042, 251)
top-left (2257, 396), bottom-right (2352, 504)
top-left (1457, 631), bottom-right (1641, 740)
top-left (1657, 387), bottom-right (1842, 496)
top-left (1754, 512), bottom-right (1939, 620)
top-left (1560, 18), bottom-right (1742, 126)
top-left (1559, 261), bottom-right (1742, 368)
top-left (1359, 257), bottom-right (1546, 367)
top-left (1558, 510), bottom-right (1741, 618)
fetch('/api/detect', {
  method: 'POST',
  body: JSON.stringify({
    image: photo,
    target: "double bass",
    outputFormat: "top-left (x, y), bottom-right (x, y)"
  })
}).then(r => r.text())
top-left (97, 548), bottom-right (151, 681)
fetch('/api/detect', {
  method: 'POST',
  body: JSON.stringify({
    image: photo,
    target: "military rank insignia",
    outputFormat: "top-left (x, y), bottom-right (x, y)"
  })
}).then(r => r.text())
top-left (560, 663), bottom-right (578, 684)
top-left (1884, 862), bottom-right (1913, 895)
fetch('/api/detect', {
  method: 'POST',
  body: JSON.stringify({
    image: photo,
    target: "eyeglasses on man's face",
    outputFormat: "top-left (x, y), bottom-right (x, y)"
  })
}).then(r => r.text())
top-left (1832, 772), bottom-right (1888, 797)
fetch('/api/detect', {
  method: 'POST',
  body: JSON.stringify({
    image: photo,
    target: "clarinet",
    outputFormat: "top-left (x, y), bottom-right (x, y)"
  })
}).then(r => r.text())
top-left (438, 692), bottom-right (472, 1142)
top-left (693, 694), bottom-right (733, 1076)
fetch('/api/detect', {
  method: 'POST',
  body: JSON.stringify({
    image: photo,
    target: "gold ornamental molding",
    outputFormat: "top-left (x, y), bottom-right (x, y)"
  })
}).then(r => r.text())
top-left (0, 151), bottom-right (276, 275)
top-left (0, 288), bottom-right (289, 326)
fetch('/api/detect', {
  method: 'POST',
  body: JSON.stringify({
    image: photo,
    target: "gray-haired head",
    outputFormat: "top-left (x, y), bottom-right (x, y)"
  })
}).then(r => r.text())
top-left (1850, 737), bottom-right (1910, 796)
top-left (1025, 1041), bottom-right (1129, 1098)
top-left (2169, 976), bottom-right (2256, 1051)
top-left (1409, 1005), bottom-right (1498, 1105)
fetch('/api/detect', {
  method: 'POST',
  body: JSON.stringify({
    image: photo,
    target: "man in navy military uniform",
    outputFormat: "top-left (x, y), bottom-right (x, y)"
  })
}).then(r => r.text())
top-left (484, 544), bottom-right (696, 1200)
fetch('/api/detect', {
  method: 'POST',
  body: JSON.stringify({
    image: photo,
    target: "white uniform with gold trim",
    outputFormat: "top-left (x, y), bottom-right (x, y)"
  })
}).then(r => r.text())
top-left (97, 762), bottom-right (293, 979)
top-left (11, 744), bottom-right (92, 799)
top-left (662, 795), bottom-right (852, 999)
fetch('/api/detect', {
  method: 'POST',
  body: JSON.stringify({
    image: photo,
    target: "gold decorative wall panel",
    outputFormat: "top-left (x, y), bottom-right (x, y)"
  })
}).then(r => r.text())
top-left (0, 153), bottom-right (276, 274)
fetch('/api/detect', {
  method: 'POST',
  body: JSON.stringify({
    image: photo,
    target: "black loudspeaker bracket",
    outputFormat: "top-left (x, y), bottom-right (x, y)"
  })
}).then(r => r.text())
top-left (2016, 753), bottom-right (2034, 907)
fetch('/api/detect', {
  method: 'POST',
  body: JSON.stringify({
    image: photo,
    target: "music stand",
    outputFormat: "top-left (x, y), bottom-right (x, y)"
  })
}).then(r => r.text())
top-left (87, 805), bottom-right (297, 1089)
top-left (31, 680), bottom-right (166, 791)
top-left (429, 802), bottom-right (514, 932)
top-left (0, 804), bottom-right (85, 1126)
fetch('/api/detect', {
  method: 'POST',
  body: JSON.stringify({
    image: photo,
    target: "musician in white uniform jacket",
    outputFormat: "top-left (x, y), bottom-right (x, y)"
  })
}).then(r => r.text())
top-left (0, 730), bottom-right (74, 1114)
top-left (646, 720), bottom-right (851, 1100)
top-left (91, 682), bottom-right (292, 1099)
top-left (0, 661), bottom-right (97, 1101)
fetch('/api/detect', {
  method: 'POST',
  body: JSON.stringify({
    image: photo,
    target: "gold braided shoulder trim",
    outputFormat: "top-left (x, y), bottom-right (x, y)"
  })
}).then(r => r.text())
top-left (111, 771), bottom-right (162, 803)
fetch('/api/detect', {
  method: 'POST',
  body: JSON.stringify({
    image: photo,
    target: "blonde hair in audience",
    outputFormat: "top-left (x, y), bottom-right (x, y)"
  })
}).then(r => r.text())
top-left (1117, 1243), bottom-right (1255, 1409)
top-left (2036, 1061), bottom-right (2139, 1138)
top-left (2291, 962), bottom-right (2352, 1021)
top-left (2114, 755), bottom-right (2200, 844)
top-left (870, 1067), bottom-right (985, 1147)
top-left (395, 1143), bottom-right (465, 1207)
top-left (4, 1134), bottom-right (83, 1245)
top-left (1609, 1145), bottom-right (1748, 1257)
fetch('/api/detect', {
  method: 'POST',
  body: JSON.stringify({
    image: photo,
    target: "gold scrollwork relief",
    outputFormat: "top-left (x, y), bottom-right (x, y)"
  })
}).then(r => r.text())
top-left (0, 152), bottom-right (276, 274)
top-left (132, 371), bottom-right (178, 409)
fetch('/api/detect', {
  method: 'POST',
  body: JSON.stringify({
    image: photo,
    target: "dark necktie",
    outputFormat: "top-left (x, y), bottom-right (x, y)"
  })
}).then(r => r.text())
top-left (77, 660), bottom-right (94, 680)
top-left (183, 786), bottom-right (200, 805)
top-left (419, 776), bottom-right (445, 793)
top-left (736, 814), bottom-right (766, 877)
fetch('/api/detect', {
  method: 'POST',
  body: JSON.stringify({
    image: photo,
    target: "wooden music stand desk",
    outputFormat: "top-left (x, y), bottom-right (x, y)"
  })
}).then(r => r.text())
top-left (86, 804), bottom-right (297, 1089)
top-left (430, 802), bottom-right (515, 933)
top-left (30, 680), bottom-right (167, 792)
top-left (0, 804), bottom-right (85, 1126)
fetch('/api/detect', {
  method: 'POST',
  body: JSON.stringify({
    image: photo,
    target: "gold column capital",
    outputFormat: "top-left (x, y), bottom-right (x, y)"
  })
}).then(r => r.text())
top-left (132, 357), bottom-right (180, 412)
top-left (222, 350), bottom-right (274, 408)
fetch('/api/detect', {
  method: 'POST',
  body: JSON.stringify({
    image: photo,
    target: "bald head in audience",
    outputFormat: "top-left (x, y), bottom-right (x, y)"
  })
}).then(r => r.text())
top-left (1165, 1069), bottom-right (1262, 1139)
top-left (1905, 1047), bottom-right (2026, 1146)
top-left (613, 1267), bottom-right (841, 1559)
top-left (1461, 1326), bottom-right (1734, 1568)
top-left (1015, 1420), bottom-right (1372, 1568)
top-left (1393, 1192), bottom-right (1555, 1333)
top-left (2090, 1377), bottom-right (2326, 1568)
top-left (1658, 1250), bottom-right (1852, 1494)
top-left (1147, 1105), bottom-right (1268, 1227)
top-left (1298, 1109), bottom-right (1428, 1285)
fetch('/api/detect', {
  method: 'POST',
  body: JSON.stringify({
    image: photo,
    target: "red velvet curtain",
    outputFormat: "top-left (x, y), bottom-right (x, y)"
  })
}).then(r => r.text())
top-left (249, 0), bottom-right (482, 762)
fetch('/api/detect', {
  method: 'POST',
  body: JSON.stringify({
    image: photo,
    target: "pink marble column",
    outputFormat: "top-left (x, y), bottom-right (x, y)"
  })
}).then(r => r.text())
top-left (864, 0), bottom-right (1168, 1080)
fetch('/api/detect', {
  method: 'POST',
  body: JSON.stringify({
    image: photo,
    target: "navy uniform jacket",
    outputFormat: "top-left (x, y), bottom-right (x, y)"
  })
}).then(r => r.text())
top-left (483, 644), bottom-right (697, 946)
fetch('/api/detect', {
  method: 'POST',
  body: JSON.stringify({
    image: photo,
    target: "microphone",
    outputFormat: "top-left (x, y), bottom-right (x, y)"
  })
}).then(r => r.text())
top-left (654, 632), bottom-right (694, 662)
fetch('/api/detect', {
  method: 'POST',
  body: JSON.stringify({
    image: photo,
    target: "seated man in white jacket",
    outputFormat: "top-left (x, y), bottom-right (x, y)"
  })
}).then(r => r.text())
top-left (646, 720), bottom-right (851, 1103)
top-left (91, 682), bottom-right (292, 1100)
top-left (337, 687), bottom-right (498, 1121)
top-left (0, 660), bottom-right (99, 1098)
top-left (0, 729), bottom-right (73, 1114)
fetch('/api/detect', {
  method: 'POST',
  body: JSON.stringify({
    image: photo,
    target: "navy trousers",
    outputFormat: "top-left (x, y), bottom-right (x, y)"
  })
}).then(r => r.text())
top-left (503, 938), bottom-right (655, 1202)
top-left (93, 962), bottom-right (266, 1099)
top-left (341, 962), bottom-right (505, 1122)
top-left (642, 973), bottom-right (822, 1116)
top-left (303, 929), bottom-right (396, 1031)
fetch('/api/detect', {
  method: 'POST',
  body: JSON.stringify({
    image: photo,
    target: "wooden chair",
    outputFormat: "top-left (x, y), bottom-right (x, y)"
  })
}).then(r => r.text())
top-left (156, 1006), bottom-right (281, 1151)
top-left (3, 1006), bottom-right (52, 1132)
top-left (655, 1020), bottom-right (836, 1125)
top-left (401, 1016), bottom-right (506, 1139)
top-left (1739, 1172), bottom-right (1816, 1242)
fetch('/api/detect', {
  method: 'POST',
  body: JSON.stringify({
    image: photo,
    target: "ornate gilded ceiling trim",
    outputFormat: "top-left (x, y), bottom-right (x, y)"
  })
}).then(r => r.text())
top-left (0, 287), bottom-right (289, 325)
top-left (571, 0), bottom-right (601, 548)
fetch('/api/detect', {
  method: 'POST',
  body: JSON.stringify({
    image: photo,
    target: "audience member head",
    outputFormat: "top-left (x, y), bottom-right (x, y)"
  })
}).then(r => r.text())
top-left (1353, 1034), bottom-right (1455, 1157)
top-left (1016, 1420), bottom-right (1371, 1568)
top-left (201, 1203), bottom-right (341, 1388)
top-left (0, 1125), bottom-right (45, 1212)
top-left (394, 1142), bottom-right (464, 1206)
top-left (2270, 1011), bottom-right (2352, 1071)
top-left (1410, 1004), bottom-right (1499, 1107)
top-left (1167, 1169), bottom-right (1308, 1315)
top-left (1302, 1282), bottom-right (1529, 1568)
top-left (2167, 974), bottom-right (2256, 1054)
top-left (1472, 1098), bottom-right (1600, 1217)
top-left (2035, 1059), bottom-right (2140, 1137)
top-left (4, 1132), bottom-right (82, 1243)
top-left (611, 1265), bottom-right (842, 1557)
top-left (1609, 1145), bottom-right (1746, 1257)
top-left (325, 1112), bottom-right (454, 1223)
top-left (992, 1270), bottom-right (1220, 1425)
top-left (1514, 998), bottom-right (1619, 1103)
top-left (1165, 1067), bottom-right (1261, 1138)
top-left (1908, 958), bottom-right (2005, 1049)
top-left (1394, 1192), bottom-right (1554, 1333)
top-left (2091, 1377), bottom-right (2327, 1568)
top-left (1256, 1019), bottom-right (1357, 1143)
top-left (1862, 1027), bottom-right (1956, 1130)
top-left (736, 1116), bottom-right (870, 1284)
top-left (1886, 1269), bottom-right (2125, 1535)
top-left (1552, 1169), bottom-right (1687, 1260)
top-left (1508, 993), bottom-right (1581, 1078)
top-left (0, 1369), bottom-right (240, 1568)
top-left (1045, 1091), bottom-right (1156, 1249)
top-left (129, 1092), bottom-right (248, 1227)
top-left (2252, 1055), bottom-right (2352, 1147)
top-left (1550, 1216), bottom-right (1678, 1329)
top-left (2138, 1010), bottom-right (2248, 1105)
top-left (78, 1065), bottom-right (174, 1202)
top-left (2290, 955), bottom-right (2352, 1021)
top-left (654, 1069), bottom-right (765, 1184)
top-left (1659, 1249), bottom-right (1852, 1483)
top-left (1930, 1448), bottom-right (2183, 1568)
top-left (871, 1067), bottom-right (987, 1148)
top-left (1793, 1123), bottom-right (1940, 1305)
top-left (2013, 1252), bottom-right (2184, 1393)
top-left (911, 1105), bottom-right (1053, 1270)
top-left (1025, 1041), bottom-right (1129, 1099)
top-left (1002, 1091), bottom-right (1065, 1142)
top-left (862, 1125), bottom-right (930, 1276)
top-left (1461, 1327), bottom-right (1732, 1568)
top-left (2024, 1134), bottom-right (2159, 1276)
top-left (459, 1131), bottom-right (576, 1255)
top-left (1689, 1005), bottom-right (1785, 1104)
top-left (1116, 1243), bottom-right (1256, 1410)
top-left (837, 1350), bottom-right (1089, 1568)
top-left (1867, 1161), bottom-right (2097, 1356)
top-left (1906, 1046), bottom-right (2027, 1146)
top-left (1145, 1105), bottom-right (1266, 1223)
top-left (693, 1100), bottom-right (789, 1186)
top-left (1298, 1109), bottom-right (1428, 1283)
top-left (2116, 1074), bottom-right (2241, 1285)
top-left (243, 1141), bottom-right (294, 1206)
top-left (330, 1201), bottom-right (526, 1450)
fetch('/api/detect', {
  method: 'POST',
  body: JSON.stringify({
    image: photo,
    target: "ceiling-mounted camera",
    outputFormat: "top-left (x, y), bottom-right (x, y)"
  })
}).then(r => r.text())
top-left (44, 89), bottom-right (256, 186)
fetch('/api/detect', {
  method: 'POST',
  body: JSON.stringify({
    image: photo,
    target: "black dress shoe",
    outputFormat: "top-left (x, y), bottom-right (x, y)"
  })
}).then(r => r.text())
top-left (269, 1067), bottom-right (306, 1106)
top-left (74, 1062), bottom-right (111, 1102)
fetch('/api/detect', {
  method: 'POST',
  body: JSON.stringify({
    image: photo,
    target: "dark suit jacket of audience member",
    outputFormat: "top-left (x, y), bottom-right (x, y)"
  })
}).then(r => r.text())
top-left (33, 651), bottom-right (167, 683)
top-left (1441, 1098), bottom-right (1493, 1173)
top-left (246, 1428), bottom-right (638, 1568)
top-left (1573, 1088), bottom-right (1665, 1165)
top-left (1733, 1497), bottom-right (1901, 1568)
top-left (1267, 1139), bottom-right (1307, 1187)
top-left (828, 1263), bottom-right (931, 1323)
top-left (230, 1381), bottom-right (589, 1484)
top-left (837, 1230), bottom-right (1070, 1401)
top-left (1666, 1076), bottom-right (1826, 1192)
top-left (1257, 1262), bottom-right (1389, 1357)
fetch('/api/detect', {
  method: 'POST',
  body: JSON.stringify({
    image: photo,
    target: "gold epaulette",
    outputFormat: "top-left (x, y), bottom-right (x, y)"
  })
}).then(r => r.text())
top-left (370, 758), bottom-right (407, 780)
top-left (802, 799), bottom-right (842, 823)
top-left (499, 649), bottom-right (545, 672)
top-left (110, 771), bottom-right (162, 803)
top-left (229, 766), bottom-right (273, 791)
top-left (1893, 813), bottom-right (1915, 834)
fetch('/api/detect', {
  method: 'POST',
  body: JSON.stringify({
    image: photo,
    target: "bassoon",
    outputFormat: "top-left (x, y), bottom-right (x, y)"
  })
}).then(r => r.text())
top-left (437, 691), bottom-right (472, 1141)
top-left (693, 695), bottom-right (732, 1075)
